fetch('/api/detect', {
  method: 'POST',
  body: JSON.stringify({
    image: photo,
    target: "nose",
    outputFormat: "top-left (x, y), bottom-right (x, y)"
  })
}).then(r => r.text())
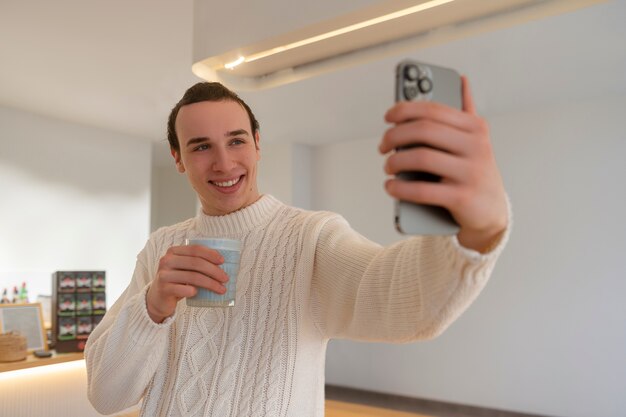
top-left (211, 146), bottom-right (236, 173)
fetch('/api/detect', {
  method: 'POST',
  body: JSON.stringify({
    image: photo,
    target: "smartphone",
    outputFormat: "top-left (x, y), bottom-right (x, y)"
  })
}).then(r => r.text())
top-left (394, 59), bottom-right (461, 235)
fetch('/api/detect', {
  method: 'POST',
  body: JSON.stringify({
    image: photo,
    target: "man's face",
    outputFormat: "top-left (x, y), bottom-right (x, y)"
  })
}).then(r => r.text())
top-left (173, 100), bottom-right (261, 216)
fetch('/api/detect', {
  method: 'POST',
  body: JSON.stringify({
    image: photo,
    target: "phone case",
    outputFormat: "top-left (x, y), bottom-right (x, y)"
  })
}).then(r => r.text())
top-left (394, 59), bottom-right (461, 235)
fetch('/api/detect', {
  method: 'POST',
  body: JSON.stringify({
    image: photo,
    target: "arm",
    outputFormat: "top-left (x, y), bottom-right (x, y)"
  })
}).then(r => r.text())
top-left (85, 236), bottom-right (229, 414)
top-left (309, 76), bottom-right (510, 341)
top-left (310, 214), bottom-right (509, 342)
top-left (84, 249), bottom-right (172, 414)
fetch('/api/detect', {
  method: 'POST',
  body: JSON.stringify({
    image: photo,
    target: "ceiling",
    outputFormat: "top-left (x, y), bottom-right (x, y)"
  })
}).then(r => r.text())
top-left (1, 1), bottom-right (625, 157)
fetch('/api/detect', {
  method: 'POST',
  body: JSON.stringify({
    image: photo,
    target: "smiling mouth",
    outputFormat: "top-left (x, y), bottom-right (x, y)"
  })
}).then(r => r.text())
top-left (210, 175), bottom-right (243, 188)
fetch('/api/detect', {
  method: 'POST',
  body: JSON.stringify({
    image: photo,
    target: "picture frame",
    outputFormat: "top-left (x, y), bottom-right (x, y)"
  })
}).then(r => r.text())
top-left (0, 303), bottom-right (48, 352)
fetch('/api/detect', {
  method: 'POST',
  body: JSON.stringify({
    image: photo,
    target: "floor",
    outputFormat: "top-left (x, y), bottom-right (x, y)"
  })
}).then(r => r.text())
top-left (115, 401), bottom-right (430, 417)
top-left (325, 385), bottom-right (548, 417)
top-left (113, 385), bottom-right (547, 417)
top-left (326, 399), bottom-right (431, 417)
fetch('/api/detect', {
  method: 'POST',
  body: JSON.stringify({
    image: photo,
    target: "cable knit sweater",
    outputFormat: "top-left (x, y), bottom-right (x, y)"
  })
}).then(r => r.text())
top-left (85, 195), bottom-right (509, 417)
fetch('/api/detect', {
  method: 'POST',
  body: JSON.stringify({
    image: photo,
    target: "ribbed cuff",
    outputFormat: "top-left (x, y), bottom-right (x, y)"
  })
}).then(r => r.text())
top-left (125, 284), bottom-right (175, 346)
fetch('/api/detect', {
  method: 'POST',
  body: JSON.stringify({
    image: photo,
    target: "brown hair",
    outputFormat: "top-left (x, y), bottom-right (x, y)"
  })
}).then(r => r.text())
top-left (167, 82), bottom-right (260, 151)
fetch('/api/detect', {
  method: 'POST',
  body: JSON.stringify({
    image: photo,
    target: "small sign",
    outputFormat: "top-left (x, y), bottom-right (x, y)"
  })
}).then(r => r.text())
top-left (0, 303), bottom-right (48, 352)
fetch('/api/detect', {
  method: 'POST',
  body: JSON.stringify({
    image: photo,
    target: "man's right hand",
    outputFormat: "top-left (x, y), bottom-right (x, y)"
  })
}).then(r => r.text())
top-left (146, 245), bottom-right (229, 323)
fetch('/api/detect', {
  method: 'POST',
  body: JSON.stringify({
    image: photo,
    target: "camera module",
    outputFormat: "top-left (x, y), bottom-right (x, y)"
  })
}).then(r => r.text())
top-left (418, 77), bottom-right (433, 94)
top-left (403, 85), bottom-right (418, 100)
top-left (404, 65), bottom-right (419, 81)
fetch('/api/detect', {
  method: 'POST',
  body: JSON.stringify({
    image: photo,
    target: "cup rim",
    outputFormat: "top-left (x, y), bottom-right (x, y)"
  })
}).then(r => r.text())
top-left (185, 237), bottom-right (241, 251)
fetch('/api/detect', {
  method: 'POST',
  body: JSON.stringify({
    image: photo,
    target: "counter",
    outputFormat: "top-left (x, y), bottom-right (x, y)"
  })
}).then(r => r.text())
top-left (0, 351), bottom-right (83, 373)
top-left (0, 351), bottom-right (138, 417)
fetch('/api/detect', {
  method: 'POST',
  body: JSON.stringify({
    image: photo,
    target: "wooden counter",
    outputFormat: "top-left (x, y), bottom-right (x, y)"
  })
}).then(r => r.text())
top-left (0, 351), bottom-right (84, 373)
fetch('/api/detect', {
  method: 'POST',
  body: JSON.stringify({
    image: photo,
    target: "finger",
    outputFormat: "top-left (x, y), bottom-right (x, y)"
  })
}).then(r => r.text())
top-left (461, 75), bottom-right (477, 115)
top-left (384, 100), bottom-right (478, 133)
top-left (161, 270), bottom-right (228, 294)
top-left (166, 282), bottom-right (198, 299)
top-left (169, 245), bottom-right (225, 265)
top-left (163, 246), bottom-right (229, 282)
top-left (384, 177), bottom-right (458, 209)
top-left (379, 119), bottom-right (472, 155)
top-left (159, 254), bottom-right (230, 283)
top-left (185, 272), bottom-right (228, 294)
top-left (384, 147), bottom-right (466, 183)
top-left (181, 258), bottom-right (230, 284)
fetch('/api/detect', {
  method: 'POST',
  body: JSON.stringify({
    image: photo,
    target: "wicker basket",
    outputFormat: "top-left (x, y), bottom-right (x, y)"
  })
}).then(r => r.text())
top-left (0, 331), bottom-right (28, 362)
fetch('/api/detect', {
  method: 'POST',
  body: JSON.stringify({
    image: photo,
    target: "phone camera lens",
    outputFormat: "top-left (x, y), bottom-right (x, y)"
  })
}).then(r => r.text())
top-left (403, 86), bottom-right (418, 100)
top-left (404, 65), bottom-right (419, 81)
top-left (418, 77), bottom-right (433, 94)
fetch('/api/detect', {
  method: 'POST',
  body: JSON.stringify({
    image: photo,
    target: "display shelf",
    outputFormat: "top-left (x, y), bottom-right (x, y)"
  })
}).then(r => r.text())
top-left (0, 351), bottom-right (84, 373)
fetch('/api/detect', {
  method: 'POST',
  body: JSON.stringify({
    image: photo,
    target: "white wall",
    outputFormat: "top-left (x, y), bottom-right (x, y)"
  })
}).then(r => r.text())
top-left (257, 141), bottom-right (312, 209)
top-left (0, 106), bottom-right (152, 308)
top-left (315, 95), bottom-right (626, 417)
top-left (150, 163), bottom-right (198, 232)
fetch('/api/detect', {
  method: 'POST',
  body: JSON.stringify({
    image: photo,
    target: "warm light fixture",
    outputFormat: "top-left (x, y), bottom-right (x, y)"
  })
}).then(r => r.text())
top-left (224, 56), bottom-right (245, 70)
top-left (192, 0), bottom-right (607, 90)
top-left (223, 0), bottom-right (456, 70)
top-left (0, 359), bottom-right (85, 382)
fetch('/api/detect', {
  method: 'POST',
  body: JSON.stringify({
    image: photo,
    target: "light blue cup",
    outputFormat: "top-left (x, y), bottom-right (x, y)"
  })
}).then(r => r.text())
top-left (185, 238), bottom-right (241, 308)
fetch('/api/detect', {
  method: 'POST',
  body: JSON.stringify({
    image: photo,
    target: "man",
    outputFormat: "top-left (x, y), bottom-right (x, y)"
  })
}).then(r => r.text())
top-left (85, 79), bottom-right (509, 417)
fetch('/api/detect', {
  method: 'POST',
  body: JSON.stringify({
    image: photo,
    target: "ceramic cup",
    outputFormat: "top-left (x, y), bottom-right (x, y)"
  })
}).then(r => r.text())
top-left (185, 238), bottom-right (241, 308)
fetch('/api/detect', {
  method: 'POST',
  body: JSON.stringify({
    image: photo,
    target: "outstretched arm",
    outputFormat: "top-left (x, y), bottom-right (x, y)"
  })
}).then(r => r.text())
top-left (310, 214), bottom-right (509, 342)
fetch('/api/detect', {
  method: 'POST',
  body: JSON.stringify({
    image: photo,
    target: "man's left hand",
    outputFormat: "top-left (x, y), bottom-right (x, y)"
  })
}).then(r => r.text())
top-left (379, 76), bottom-right (508, 253)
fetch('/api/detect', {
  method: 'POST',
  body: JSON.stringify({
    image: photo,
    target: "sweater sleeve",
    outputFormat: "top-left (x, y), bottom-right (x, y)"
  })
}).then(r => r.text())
top-left (84, 243), bottom-right (174, 415)
top-left (309, 215), bottom-right (509, 342)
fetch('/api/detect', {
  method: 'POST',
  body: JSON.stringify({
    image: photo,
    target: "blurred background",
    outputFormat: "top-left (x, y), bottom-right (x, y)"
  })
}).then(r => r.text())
top-left (1, 1), bottom-right (625, 416)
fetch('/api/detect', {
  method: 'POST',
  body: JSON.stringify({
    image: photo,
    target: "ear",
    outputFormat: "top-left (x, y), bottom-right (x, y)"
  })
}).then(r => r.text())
top-left (171, 148), bottom-right (185, 173)
top-left (254, 130), bottom-right (261, 160)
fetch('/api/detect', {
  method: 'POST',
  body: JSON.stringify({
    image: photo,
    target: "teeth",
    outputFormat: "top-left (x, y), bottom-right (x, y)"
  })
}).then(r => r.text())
top-left (213, 177), bottom-right (241, 187)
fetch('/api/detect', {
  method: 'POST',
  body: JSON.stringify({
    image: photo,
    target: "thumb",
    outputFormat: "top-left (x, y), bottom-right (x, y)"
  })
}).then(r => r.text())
top-left (462, 75), bottom-right (477, 115)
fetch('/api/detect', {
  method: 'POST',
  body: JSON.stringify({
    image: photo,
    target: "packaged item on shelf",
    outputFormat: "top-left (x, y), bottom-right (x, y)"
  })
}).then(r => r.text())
top-left (51, 271), bottom-right (106, 353)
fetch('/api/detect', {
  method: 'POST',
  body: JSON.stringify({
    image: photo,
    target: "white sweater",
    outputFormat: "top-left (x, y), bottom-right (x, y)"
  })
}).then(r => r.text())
top-left (85, 195), bottom-right (509, 417)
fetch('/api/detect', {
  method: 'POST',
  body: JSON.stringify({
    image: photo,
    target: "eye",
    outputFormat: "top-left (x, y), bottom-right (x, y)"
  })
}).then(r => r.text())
top-left (230, 138), bottom-right (245, 146)
top-left (193, 143), bottom-right (209, 152)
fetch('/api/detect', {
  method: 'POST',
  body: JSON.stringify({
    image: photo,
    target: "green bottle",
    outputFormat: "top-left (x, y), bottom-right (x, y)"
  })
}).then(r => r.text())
top-left (19, 282), bottom-right (29, 303)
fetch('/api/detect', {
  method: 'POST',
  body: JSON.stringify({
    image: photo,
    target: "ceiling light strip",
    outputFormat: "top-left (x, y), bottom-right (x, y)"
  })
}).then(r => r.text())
top-left (224, 0), bottom-right (456, 69)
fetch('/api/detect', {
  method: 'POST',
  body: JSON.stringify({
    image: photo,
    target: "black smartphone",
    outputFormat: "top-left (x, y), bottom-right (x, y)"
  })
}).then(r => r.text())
top-left (34, 349), bottom-right (53, 358)
top-left (394, 59), bottom-right (461, 235)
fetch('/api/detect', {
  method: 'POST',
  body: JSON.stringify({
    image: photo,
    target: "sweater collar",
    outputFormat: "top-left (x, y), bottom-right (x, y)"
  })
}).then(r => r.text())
top-left (192, 194), bottom-right (282, 237)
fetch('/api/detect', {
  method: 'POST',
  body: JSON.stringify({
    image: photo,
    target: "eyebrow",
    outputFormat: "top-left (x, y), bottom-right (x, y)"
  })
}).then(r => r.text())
top-left (185, 129), bottom-right (250, 148)
top-left (226, 129), bottom-right (249, 138)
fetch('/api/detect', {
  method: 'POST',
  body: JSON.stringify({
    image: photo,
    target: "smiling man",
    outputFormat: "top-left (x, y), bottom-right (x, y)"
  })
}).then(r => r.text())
top-left (85, 81), bottom-right (510, 417)
top-left (173, 99), bottom-right (261, 217)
